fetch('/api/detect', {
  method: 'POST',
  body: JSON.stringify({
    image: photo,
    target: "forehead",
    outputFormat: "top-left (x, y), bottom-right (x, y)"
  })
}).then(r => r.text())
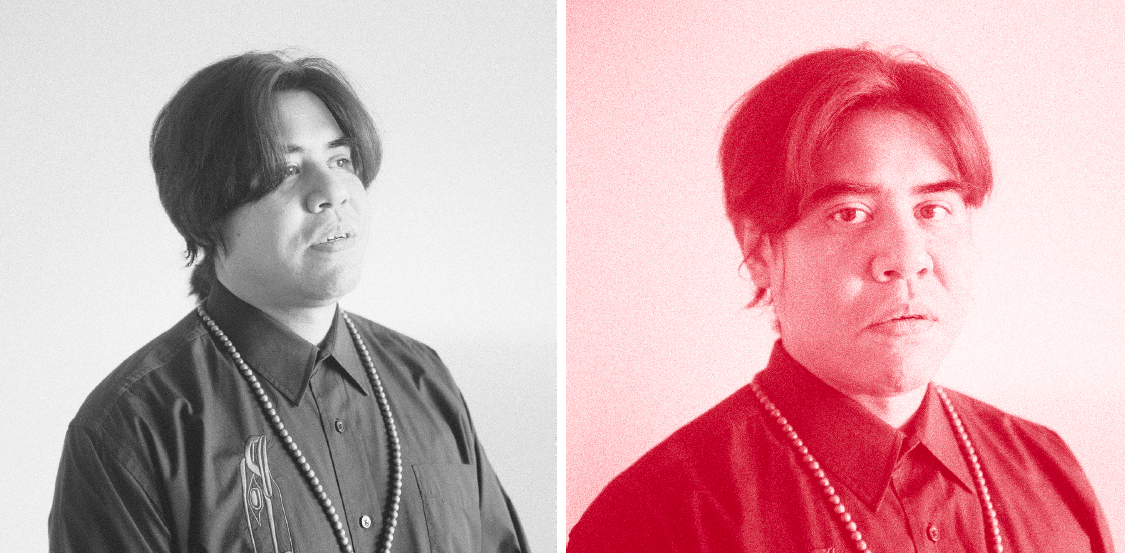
top-left (274, 89), bottom-right (344, 144)
top-left (808, 108), bottom-right (958, 202)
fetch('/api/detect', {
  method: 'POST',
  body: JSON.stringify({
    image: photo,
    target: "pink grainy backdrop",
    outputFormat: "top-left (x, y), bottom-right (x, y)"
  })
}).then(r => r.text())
top-left (566, 1), bottom-right (1125, 548)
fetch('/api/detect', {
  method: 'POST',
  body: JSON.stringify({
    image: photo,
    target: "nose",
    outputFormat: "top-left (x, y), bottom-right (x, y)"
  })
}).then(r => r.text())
top-left (870, 213), bottom-right (932, 283)
top-left (303, 166), bottom-right (350, 213)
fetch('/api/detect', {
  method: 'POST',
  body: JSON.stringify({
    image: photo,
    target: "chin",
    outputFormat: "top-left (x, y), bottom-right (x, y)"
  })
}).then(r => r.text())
top-left (299, 272), bottom-right (363, 306)
top-left (874, 367), bottom-right (934, 397)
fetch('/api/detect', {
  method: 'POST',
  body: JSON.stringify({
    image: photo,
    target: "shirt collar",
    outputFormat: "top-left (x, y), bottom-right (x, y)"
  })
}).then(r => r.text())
top-left (203, 282), bottom-right (369, 405)
top-left (754, 341), bottom-right (973, 508)
top-left (903, 381), bottom-right (976, 493)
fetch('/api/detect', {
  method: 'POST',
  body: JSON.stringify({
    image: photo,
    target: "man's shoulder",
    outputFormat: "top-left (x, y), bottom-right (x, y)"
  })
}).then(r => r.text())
top-left (649, 381), bottom-right (768, 463)
top-left (341, 311), bottom-right (459, 385)
top-left (941, 386), bottom-right (1068, 445)
top-left (570, 381), bottom-right (775, 549)
top-left (595, 380), bottom-right (772, 500)
top-left (939, 385), bottom-right (1114, 551)
top-left (69, 310), bottom-right (212, 433)
top-left (343, 312), bottom-right (438, 357)
top-left (939, 386), bottom-right (1083, 472)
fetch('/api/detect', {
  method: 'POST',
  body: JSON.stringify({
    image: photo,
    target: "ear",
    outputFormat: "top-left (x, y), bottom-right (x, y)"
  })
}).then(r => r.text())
top-left (738, 219), bottom-right (776, 292)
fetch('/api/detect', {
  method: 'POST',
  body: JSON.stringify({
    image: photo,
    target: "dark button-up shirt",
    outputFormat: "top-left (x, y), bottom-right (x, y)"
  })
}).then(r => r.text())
top-left (569, 342), bottom-right (1112, 552)
top-left (50, 283), bottom-right (528, 552)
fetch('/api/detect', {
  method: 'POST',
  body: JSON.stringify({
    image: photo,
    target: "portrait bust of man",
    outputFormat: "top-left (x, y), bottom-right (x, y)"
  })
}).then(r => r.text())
top-left (569, 47), bottom-right (1112, 552)
top-left (49, 51), bottom-right (528, 553)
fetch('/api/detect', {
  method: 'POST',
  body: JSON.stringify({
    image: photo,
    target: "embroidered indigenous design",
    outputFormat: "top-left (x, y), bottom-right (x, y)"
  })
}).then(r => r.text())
top-left (240, 435), bottom-right (295, 553)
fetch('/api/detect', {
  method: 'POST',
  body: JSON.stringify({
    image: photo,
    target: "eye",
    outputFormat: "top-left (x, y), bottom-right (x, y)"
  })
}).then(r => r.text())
top-left (830, 207), bottom-right (871, 224)
top-left (917, 203), bottom-right (951, 221)
top-left (283, 164), bottom-right (300, 177)
top-left (334, 157), bottom-right (354, 169)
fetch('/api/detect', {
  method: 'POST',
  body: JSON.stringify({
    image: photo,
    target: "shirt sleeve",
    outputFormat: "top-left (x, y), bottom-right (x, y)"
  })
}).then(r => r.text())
top-left (49, 424), bottom-right (172, 553)
top-left (567, 472), bottom-right (675, 553)
top-left (411, 336), bottom-right (531, 553)
top-left (474, 435), bottom-right (531, 553)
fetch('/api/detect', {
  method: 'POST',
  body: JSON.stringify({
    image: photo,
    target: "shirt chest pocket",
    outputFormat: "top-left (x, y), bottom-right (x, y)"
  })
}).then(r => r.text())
top-left (413, 463), bottom-right (482, 553)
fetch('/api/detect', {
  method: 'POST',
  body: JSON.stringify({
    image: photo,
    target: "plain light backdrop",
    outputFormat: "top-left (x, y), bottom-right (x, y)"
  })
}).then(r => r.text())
top-left (567, 1), bottom-right (1125, 549)
top-left (0, 1), bottom-right (556, 551)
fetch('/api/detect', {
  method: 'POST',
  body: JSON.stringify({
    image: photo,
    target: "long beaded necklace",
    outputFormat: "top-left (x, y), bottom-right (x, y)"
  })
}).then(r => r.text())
top-left (750, 382), bottom-right (1003, 553)
top-left (198, 307), bottom-right (403, 553)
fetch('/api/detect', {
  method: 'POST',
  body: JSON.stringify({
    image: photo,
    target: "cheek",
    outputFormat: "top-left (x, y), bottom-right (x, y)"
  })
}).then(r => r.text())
top-left (355, 193), bottom-right (372, 225)
top-left (775, 241), bottom-right (865, 324)
top-left (355, 185), bottom-right (373, 215)
top-left (232, 204), bottom-right (296, 257)
top-left (221, 210), bottom-right (256, 254)
top-left (932, 227), bottom-right (976, 293)
top-left (788, 236), bottom-right (866, 291)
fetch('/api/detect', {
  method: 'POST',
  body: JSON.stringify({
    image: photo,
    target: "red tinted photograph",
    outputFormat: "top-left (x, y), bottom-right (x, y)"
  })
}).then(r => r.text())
top-left (568, 2), bottom-right (1125, 551)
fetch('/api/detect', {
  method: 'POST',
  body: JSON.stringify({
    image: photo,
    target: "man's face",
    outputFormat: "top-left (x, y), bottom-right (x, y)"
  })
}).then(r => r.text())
top-left (215, 89), bottom-right (371, 312)
top-left (762, 108), bottom-right (974, 398)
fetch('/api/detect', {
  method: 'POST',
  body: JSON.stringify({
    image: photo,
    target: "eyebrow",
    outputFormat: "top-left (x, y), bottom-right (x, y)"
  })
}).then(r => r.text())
top-left (285, 136), bottom-right (355, 154)
top-left (800, 180), bottom-right (966, 212)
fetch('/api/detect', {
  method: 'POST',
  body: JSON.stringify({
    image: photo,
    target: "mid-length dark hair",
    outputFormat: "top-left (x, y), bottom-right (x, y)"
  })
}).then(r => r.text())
top-left (719, 46), bottom-right (993, 305)
top-left (150, 51), bottom-right (381, 300)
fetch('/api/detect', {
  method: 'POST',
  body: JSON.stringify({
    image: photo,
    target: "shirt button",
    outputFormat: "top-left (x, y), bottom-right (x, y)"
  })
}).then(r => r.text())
top-left (334, 419), bottom-right (345, 433)
top-left (927, 523), bottom-right (939, 542)
top-left (360, 515), bottom-right (372, 529)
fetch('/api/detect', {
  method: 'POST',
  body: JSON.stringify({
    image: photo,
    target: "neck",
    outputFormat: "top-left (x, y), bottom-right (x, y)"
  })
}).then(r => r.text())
top-left (845, 386), bottom-right (928, 429)
top-left (786, 346), bottom-right (932, 428)
top-left (214, 275), bottom-right (338, 345)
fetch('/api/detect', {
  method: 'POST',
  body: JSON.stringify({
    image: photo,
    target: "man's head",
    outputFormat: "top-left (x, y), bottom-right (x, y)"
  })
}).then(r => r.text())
top-left (721, 47), bottom-right (991, 398)
top-left (152, 51), bottom-right (381, 306)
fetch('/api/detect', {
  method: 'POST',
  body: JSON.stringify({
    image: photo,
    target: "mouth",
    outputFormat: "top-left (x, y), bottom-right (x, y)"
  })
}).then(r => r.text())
top-left (309, 230), bottom-right (358, 252)
top-left (867, 311), bottom-right (937, 336)
top-left (886, 314), bottom-right (930, 323)
top-left (320, 232), bottom-right (352, 244)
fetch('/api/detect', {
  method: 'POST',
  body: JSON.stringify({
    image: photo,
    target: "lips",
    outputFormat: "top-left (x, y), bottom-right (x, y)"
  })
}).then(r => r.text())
top-left (866, 305), bottom-right (938, 336)
top-left (885, 314), bottom-right (929, 322)
top-left (871, 304), bottom-right (936, 323)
